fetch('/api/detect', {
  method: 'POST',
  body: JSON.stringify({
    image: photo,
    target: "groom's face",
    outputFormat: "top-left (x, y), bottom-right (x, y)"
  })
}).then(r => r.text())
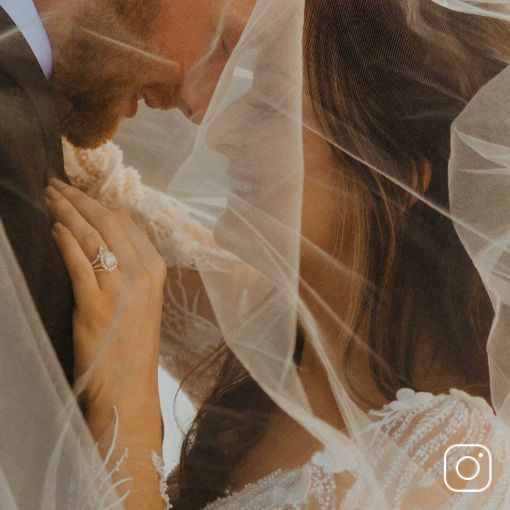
top-left (50, 0), bottom-right (253, 148)
top-left (50, 0), bottom-right (181, 148)
top-left (153, 0), bottom-right (255, 123)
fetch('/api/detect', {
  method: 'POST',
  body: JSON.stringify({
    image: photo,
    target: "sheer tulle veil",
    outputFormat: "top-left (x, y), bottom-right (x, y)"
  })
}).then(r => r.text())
top-left (3, 0), bottom-right (510, 508)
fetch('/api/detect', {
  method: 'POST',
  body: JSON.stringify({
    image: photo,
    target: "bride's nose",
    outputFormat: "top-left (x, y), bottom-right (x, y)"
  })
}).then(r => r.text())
top-left (206, 98), bottom-right (247, 154)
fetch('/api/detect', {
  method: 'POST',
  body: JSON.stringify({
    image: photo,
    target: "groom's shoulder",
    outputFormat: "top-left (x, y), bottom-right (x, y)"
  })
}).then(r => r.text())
top-left (0, 67), bottom-right (49, 162)
top-left (0, 65), bottom-right (40, 120)
top-left (0, 68), bottom-right (59, 209)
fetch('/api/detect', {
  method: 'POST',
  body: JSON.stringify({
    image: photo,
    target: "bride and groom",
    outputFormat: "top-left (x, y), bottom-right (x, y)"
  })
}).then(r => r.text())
top-left (4, 1), bottom-right (510, 509)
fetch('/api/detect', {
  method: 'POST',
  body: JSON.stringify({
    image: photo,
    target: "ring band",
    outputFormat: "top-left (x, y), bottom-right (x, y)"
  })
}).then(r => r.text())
top-left (91, 246), bottom-right (118, 273)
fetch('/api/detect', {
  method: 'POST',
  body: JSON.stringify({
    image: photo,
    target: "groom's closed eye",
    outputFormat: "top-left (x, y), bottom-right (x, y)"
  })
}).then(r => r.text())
top-left (219, 6), bottom-right (247, 55)
top-left (220, 27), bottom-right (240, 55)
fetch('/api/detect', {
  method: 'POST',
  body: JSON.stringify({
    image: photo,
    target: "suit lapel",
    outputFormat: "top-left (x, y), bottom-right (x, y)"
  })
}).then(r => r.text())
top-left (0, 7), bottom-right (71, 206)
top-left (0, 8), bottom-right (48, 91)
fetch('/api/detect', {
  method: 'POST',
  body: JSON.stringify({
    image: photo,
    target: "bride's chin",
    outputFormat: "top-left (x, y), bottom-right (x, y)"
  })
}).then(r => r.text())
top-left (214, 211), bottom-right (285, 284)
top-left (214, 210), bottom-right (260, 266)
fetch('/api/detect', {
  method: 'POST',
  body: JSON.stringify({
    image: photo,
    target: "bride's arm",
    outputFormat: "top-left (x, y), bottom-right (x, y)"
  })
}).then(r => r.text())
top-left (45, 178), bottom-right (168, 510)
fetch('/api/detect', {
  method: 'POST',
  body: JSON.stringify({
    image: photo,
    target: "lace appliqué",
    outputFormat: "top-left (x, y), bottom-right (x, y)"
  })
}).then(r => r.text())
top-left (365, 388), bottom-right (510, 510)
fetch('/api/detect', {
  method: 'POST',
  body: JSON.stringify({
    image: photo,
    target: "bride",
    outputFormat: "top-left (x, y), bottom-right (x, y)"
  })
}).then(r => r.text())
top-left (21, 0), bottom-right (510, 508)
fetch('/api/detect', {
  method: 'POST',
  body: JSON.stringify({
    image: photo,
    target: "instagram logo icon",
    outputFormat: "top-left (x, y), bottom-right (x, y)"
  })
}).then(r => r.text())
top-left (443, 444), bottom-right (492, 493)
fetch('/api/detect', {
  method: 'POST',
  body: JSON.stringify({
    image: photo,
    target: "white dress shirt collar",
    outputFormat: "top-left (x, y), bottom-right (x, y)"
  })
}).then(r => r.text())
top-left (0, 0), bottom-right (52, 79)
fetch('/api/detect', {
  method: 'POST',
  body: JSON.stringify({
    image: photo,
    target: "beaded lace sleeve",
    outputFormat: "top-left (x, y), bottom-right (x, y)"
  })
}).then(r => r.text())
top-left (357, 388), bottom-right (510, 509)
top-left (63, 140), bottom-right (231, 404)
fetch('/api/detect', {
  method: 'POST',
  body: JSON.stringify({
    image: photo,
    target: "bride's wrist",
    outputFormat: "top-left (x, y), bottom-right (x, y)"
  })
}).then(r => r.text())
top-left (86, 393), bottom-right (162, 446)
top-left (79, 367), bottom-right (160, 413)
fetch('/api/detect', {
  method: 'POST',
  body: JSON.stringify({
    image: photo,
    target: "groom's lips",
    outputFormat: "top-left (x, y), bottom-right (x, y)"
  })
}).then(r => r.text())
top-left (126, 95), bottom-right (140, 118)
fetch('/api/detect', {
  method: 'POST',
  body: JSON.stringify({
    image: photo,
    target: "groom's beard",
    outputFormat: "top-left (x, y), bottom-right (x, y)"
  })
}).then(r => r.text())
top-left (50, 0), bottom-right (177, 149)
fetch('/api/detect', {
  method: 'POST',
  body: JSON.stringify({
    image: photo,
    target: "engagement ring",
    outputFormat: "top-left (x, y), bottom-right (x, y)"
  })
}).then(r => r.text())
top-left (91, 246), bottom-right (118, 273)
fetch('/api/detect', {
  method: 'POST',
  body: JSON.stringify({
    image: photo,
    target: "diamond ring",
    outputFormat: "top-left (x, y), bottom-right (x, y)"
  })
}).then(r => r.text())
top-left (91, 246), bottom-right (118, 273)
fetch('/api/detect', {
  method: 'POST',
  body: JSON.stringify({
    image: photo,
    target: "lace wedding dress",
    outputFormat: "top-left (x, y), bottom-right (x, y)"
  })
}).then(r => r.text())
top-left (63, 141), bottom-right (510, 509)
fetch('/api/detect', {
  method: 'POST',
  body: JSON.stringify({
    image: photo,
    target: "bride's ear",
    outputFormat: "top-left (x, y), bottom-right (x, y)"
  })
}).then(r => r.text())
top-left (407, 160), bottom-right (432, 209)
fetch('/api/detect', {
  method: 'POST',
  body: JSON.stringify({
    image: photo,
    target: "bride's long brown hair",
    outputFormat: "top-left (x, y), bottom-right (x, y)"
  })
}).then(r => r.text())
top-left (169, 2), bottom-right (508, 508)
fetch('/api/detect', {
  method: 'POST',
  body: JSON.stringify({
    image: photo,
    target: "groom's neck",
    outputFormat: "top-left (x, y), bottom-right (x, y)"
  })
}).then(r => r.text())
top-left (32, 0), bottom-right (74, 58)
top-left (33, 0), bottom-right (54, 15)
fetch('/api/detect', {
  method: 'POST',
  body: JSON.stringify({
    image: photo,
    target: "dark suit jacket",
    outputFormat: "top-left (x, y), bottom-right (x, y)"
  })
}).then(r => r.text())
top-left (0, 8), bottom-right (75, 383)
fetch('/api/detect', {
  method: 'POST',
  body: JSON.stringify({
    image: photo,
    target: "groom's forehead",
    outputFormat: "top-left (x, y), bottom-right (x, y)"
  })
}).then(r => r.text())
top-left (163, 0), bottom-right (254, 28)
top-left (155, 0), bottom-right (254, 54)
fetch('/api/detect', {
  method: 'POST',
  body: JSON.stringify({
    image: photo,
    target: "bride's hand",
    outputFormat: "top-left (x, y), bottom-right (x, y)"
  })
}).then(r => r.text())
top-left (44, 178), bottom-right (167, 417)
top-left (45, 179), bottom-right (168, 509)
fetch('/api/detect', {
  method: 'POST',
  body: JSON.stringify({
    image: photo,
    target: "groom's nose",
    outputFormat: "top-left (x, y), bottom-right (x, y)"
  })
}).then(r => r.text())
top-left (177, 81), bottom-right (218, 124)
top-left (176, 51), bottom-right (230, 124)
top-left (140, 59), bottom-right (183, 110)
top-left (177, 96), bottom-right (207, 124)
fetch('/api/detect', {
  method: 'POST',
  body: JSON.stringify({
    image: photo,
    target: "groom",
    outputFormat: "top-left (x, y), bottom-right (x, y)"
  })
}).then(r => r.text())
top-left (0, 0), bottom-right (180, 382)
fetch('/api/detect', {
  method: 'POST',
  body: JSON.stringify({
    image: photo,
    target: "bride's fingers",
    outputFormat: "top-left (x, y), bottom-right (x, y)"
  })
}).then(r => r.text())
top-left (44, 184), bottom-right (137, 273)
top-left (47, 178), bottom-right (139, 270)
top-left (51, 222), bottom-right (101, 306)
top-left (45, 186), bottom-right (108, 261)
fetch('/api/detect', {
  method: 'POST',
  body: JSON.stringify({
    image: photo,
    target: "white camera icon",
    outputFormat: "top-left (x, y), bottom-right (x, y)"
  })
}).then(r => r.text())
top-left (443, 444), bottom-right (492, 493)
